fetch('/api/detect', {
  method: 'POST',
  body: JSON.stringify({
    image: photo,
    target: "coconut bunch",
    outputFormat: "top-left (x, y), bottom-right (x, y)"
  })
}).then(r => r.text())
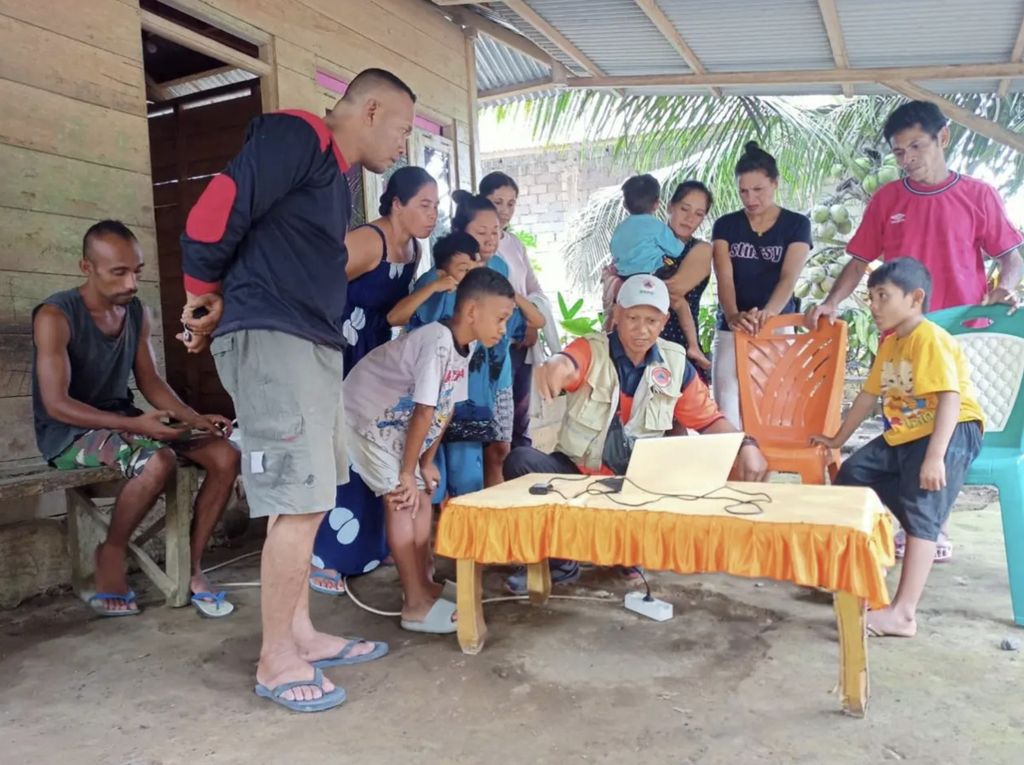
top-left (795, 253), bottom-right (847, 302)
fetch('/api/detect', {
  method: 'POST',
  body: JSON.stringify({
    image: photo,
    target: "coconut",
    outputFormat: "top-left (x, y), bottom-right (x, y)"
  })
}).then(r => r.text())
top-left (852, 157), bottom-right (872, 180)
top-left (836, 219), bottom-right (853, 235)
top-left (878, 166), bottom-right (900, 184)
top-left (812, 205), bottom-right (831, 223)
top-left (862, 174), bottom-right (879, 194)
top-left (829, 204), bottom-right (850, 224)
top-left (820, 222), bottom-right (838, 240)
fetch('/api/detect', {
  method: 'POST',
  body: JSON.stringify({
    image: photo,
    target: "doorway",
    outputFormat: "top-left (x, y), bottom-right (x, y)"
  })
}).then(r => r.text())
top-left (141, 1), bottom-right (268, 415)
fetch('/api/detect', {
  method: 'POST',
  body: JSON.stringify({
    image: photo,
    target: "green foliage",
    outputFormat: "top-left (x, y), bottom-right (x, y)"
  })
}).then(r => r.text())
top-left (557, 292), bottom-right (602, 338)
top-left (841, 306), bottom-right (880, 376)
top-left (698, 303), bottom-right (717, 353)
top-left (512, 228), bottom-right (537, 249)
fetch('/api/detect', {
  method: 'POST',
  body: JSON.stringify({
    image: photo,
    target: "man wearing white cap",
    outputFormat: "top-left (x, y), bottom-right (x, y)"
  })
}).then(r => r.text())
top-left (502, 275), bottom-right (768, 593)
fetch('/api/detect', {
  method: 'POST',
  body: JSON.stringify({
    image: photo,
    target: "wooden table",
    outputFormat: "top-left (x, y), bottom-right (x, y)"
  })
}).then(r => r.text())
top-left (435, 473), bottom-right (894, 717)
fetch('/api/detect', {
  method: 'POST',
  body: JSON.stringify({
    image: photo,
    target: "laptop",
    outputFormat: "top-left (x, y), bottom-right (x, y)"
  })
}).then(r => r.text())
top-left (620, 432), bottom-right (744, 498)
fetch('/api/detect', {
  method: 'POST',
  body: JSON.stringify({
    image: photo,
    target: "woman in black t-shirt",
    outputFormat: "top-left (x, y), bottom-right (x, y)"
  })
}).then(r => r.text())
top-left (711, 142), bottom-right (812, 428)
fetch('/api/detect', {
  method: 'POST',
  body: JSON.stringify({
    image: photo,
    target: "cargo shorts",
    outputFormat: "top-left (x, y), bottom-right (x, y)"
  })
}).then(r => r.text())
top-left (212, 330), bottom-right (347, 518)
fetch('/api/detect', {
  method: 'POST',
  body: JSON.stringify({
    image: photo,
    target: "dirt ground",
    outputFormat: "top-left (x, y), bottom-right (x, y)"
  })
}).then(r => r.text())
top-left (1, 488), bottom-right (1021, 765)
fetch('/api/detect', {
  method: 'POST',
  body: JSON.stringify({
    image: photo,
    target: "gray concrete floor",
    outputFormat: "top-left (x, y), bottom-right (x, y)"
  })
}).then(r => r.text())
top-left (1, 487), bottom-right (1021, 765)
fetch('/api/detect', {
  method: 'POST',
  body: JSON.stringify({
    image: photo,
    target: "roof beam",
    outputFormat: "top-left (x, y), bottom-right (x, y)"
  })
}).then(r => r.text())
top-left (997, 15), bottom-right (1024, 97)
top-left (501, 0), bottom-right (605, 78)
top-left (442, 6), bottom-right (569, 81)
top-left (563, 61), bottom-right (1024, 89)
top-left (633, 0), bottom-right (720, 97)
top-left (479, 77), bottom-right (558, 103)
top-left (140, 9), bottom-right (271, 76)
top-left (883, 80), bottom-right (1024, 154)
top-left (817, 0), bottom-right (853, 97)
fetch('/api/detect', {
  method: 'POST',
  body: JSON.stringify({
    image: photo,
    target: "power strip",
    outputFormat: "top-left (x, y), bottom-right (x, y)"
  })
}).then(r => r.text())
top-left (624, 591), bottom-right (673, 622)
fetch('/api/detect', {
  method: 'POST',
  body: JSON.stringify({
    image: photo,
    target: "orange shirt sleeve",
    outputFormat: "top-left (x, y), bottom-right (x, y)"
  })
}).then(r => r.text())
top-left (674, 372), bottom-right (725, 431)
top-left (560, 338), bottom-right (592, 393)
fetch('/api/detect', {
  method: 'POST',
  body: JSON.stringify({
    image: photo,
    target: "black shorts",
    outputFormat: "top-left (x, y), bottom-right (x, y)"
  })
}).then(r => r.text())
top-left (835, 421), bottom-right (982, 542)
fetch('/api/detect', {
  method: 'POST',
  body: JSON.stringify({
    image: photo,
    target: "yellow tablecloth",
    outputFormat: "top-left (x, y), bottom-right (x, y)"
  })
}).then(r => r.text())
top-left (436, 474), bottom-right (894, 609)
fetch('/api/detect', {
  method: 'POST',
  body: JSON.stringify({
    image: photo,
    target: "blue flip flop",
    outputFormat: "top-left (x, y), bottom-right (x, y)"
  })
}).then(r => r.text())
top-left (312, 637), bottom-right (389, 669)
top-left (190, 591), bottom-right (234, 618)
top-left (87, 591), bottom-right (141, 617)
top-left (309, 571), bottom-right (345, 596)
top-left (254, 667), bottom-right (346, 713)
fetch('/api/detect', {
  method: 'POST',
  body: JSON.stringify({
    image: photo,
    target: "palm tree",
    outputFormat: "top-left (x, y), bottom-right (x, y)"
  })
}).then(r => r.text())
top-left (493, 93), bottom-right (1024, 292)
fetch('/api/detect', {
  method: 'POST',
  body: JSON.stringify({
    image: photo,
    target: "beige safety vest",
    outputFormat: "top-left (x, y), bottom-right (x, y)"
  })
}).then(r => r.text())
top-left (556, 333), bottom-right (688, 471)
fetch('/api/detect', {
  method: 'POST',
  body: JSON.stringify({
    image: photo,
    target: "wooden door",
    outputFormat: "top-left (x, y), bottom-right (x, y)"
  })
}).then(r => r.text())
top-left (149, 81), bottom-right (262, 416)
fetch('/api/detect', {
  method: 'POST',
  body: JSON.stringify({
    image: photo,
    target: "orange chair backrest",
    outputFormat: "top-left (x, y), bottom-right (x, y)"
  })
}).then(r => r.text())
top-left (734, 315), bottom-right (848, 446)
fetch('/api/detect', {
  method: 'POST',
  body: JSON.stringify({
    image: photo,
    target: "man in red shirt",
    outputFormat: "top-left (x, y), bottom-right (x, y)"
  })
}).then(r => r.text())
top-left (806, 99), bottom-right (1023, 561)
top-left (502, 275), bottom-right (768, 592)
top-left (807, 100), bottom-right (1023, 322)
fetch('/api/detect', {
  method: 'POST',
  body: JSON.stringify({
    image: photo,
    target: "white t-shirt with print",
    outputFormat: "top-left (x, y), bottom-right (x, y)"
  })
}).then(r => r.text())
top-left (344, 322), bottom-right (472, 460)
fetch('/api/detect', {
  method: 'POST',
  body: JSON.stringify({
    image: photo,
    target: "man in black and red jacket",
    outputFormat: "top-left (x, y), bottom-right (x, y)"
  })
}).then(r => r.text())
top-left (179, 68), bottom-right (415, 713)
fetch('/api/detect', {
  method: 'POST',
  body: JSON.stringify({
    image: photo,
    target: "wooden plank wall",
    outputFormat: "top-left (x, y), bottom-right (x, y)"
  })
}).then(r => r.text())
top-left (0, 0), bottom-right (474, 465)
top-left (0, 0), bottom-right (154, 463)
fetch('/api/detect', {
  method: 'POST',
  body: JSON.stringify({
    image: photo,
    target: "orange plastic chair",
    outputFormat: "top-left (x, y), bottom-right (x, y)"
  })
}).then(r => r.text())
top-left (734, 315), bottom-right (849, 484)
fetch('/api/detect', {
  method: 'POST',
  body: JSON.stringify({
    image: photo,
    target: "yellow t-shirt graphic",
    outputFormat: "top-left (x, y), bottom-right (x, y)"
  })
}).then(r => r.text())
top-left (864, 320), bottom-right (985, 446)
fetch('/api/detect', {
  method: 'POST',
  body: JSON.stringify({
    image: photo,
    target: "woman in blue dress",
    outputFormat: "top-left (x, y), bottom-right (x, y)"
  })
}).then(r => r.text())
top-left (309, 167), bottom-right (439, 595)
top-left (407, 191), bottom-right (544, 498)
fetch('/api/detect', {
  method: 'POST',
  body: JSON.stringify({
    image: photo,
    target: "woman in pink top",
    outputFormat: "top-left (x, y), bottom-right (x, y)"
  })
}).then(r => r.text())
top-left (806, 100), bottom-right (1024, 561)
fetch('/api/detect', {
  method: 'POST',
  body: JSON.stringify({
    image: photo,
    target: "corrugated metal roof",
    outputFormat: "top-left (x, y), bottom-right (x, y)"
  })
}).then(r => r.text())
top-left (462, 0), bottom-right (1023, 99)
top-left (839, 0), bottom-right (1021, 68)
top-left (475, 33), bottom-right (550, 91)
top-left (526, 0), bottom-right (690, 75)
top-left (162, 68), bottom-right (257, 99)
top-left (658, 0), bottom-right (836, 72)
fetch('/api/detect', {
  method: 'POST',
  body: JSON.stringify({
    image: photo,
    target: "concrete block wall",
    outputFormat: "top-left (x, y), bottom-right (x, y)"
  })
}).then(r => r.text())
top-left (482, 145), bottom-right (626, 303)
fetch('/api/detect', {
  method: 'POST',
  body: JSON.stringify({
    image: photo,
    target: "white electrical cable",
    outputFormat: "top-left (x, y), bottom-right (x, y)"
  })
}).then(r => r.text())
top-left (342, 576), bottom-right (616, 618)
top-left (199, 552), bottom-right (622, 608)
top-left (201, 549), bottom-right (261, 575)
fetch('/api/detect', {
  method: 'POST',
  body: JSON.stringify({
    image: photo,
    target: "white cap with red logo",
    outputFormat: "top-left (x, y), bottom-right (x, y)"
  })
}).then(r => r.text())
top-left (616, 274), bottom-right (670, 314)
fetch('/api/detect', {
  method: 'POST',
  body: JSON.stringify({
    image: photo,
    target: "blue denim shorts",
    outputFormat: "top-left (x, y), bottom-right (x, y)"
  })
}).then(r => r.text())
top-left (835, 421), bottom-right (982, 542)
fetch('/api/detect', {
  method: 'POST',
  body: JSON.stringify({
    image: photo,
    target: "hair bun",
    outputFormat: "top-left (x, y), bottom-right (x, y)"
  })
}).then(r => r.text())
top-left (452, 189), bottom-right (474, 207)
top-left (743, 140), bottom-right (762, 156)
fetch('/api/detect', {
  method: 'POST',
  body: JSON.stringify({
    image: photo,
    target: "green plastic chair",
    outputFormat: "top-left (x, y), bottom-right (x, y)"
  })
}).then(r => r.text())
top-left (927, 304), bottom-right (1024, 626)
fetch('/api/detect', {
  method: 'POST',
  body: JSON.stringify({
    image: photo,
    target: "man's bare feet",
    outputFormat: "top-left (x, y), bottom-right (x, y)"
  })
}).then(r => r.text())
top-left (256, 651), bottom-right (335, 702)
top-left (296, 629), bottom-right (376, 664)
top-left (866, 607), bottom-right (917, 638)
top-left (93, 543), bottom-right (138, 614)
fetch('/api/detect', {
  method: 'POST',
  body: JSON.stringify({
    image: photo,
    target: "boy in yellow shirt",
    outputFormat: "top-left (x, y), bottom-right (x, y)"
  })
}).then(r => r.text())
top-left (812, 258), bottom-right (984, 638)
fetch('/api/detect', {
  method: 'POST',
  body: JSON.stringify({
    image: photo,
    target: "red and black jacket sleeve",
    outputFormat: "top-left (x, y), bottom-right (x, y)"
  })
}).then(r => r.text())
top-left (179, 112), bottom-right (324, 295)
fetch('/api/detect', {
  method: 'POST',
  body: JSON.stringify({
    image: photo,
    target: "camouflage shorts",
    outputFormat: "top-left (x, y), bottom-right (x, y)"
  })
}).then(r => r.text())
top-left (51, 429), bottom-right (172, 479)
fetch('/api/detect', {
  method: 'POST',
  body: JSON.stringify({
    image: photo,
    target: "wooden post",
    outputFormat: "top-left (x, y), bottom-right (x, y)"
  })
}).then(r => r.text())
top-left (456, 558), bottom-right (487, 654)
top-left (833, 591), bottom-right (869, 717)
top-left (463, 28), bottom-right (480, 190)
top-left (64, 488), bottom-right (91, 597)
top-left (163, 465), bottom-right (194, 607)
top-left (526, 560), bottom-right (551, 605)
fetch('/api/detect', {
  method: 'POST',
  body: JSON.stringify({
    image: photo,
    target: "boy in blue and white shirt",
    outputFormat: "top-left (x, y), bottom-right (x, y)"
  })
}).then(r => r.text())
top-left (343, 268), bottom-right (516, 635)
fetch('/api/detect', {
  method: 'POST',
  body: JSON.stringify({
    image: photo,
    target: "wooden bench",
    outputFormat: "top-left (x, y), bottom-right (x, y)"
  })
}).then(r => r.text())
top-left (0, 458), bottom-right (199, 607)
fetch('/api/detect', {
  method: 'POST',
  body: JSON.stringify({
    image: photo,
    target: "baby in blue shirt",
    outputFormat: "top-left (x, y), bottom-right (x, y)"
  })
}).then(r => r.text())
top-left (609, 174), bottom-right (683, 276)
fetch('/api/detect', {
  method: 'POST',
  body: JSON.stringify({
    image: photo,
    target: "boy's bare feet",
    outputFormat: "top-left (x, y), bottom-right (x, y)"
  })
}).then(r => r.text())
top-left (866, 607), bottom-right (917, 638)
top-left (401, 596), bottom-right (457, 625)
